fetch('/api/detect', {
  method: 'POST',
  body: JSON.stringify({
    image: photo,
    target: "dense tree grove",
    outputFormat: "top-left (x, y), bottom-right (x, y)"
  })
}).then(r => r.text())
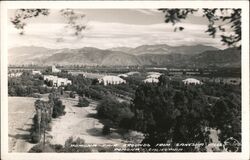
top-left (8, 72), bottom-right (52, 96)
top-left (130, 76), bottom-right (241, 151)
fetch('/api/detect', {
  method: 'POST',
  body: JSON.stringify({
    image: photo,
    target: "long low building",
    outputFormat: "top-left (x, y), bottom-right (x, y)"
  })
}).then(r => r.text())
top-left (32, 70), bottom-right (42, 75)
top-left (8, 72), bottom-right (23, 77)
top-left (98, 75), bottom-right (126, 86)
top-left (44, 75), bottom-right (72, 87)
top-left (143, 77), bottom-right (159, 83)
top-left (182, 78), bottom-right (203, 85)
top-left (147, 74), bottom-right (162, 79)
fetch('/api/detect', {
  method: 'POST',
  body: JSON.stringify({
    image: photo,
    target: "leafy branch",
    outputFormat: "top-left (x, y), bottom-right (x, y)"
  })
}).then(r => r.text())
top-left (159, 8), bottom-right (241, 48)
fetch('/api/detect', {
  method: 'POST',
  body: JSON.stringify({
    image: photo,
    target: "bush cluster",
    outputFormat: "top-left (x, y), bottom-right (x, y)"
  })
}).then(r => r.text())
top-left (97, 97), bottom-right (134, 129)
top-left (29, 137), bottom-right (91, 152)
top-left (78, 97), bottom-right (90, 107)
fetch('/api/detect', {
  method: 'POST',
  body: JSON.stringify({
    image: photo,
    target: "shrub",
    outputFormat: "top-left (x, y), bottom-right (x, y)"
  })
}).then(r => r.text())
top-left (29, 143), bottom-right (43, 152)
top-left (47, 123), bottom-right (52, 131)
top-left (96, 146), bottom-right (115, 152)
top-left (78, 97), bottom-right (89, 107)
top-left (31, 131), bottom-right (41, 143)
top-left (97, 98), bottom-right (134, 127)
top-left (85, 88), bottom-right (104, 100)
top-left (69, 91), bottom-right (76, 98)
top-left (64, 136), bottom-right (91, 152)
top-left (51, 144), bottom-right (64, 152)
top-left (102, 125), bottom-right (111, 135)
top-left (29, 142), bottom-right (62, 153)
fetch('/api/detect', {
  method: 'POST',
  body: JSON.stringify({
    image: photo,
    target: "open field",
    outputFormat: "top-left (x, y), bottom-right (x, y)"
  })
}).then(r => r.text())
top-left (47, 97), bottom-right (125, 147)
top-left (8, 97), bottom-right (37, 152)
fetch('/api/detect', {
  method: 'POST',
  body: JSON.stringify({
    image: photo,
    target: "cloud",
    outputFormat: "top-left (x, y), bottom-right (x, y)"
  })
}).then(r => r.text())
top-left (135, 9), bottom-right (161, 15)
top-left (8, 20), bottom-right (225, 49)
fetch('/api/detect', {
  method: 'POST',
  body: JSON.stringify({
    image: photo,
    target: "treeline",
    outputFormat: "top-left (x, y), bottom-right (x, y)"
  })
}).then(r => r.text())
top-left (30, 92), bottom-right (65, 143)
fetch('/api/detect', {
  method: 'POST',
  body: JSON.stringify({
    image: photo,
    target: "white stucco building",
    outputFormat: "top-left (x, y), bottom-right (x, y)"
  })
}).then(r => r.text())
top-left (147, 74), bottom-right (162, 79)
top-left (182, 78), bottom-right (203, 85)
top-left (98, 75), bottom-right (126, 86)
top-left (147, 72), bottom-right (162, 75)
top-left (51, 65), bottom-right (61, 73)
top-left (32, 70), bottom-right (42, 75)
top-left (8, 72), bottom-right (23, 77)
top-left (126, 71), bottom-right (140, 76)
top-left (143, 77), bottom-right (159, 83)
top-left (44, 75), bottom-right (71, 87)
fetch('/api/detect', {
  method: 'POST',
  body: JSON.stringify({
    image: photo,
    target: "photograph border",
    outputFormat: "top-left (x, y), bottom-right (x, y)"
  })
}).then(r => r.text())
top-left (1, 1), bottom-right (249, 160)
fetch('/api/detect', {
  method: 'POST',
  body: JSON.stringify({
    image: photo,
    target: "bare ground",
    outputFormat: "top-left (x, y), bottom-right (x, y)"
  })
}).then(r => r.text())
top-left (8, 97), bottom-right (37, 152)
top-left (47, 97), bottom-right (125, 147)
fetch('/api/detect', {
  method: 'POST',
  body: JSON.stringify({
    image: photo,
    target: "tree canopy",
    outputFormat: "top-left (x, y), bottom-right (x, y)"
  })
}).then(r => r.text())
top-left (159, 9), bottom-right (241, 48)
top-left (11, 9), bottom-right (86, 38)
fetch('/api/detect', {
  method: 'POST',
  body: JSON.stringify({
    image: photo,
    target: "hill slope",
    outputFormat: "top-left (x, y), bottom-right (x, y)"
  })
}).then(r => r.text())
top-left (190, 48), bottom-right (241, 67)
top-left (129, 44), bottom-right (219, 55)
top-left (8, 45), bottom-right (240, 67)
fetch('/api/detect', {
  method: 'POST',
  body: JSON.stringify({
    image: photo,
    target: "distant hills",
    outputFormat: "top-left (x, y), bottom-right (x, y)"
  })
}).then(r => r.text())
top-left (8, 44), bottom-right (241, 67)
top-left (111, 44), bottom-right (219, 55)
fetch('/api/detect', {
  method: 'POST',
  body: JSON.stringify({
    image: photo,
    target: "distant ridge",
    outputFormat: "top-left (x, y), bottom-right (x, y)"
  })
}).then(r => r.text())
top-left (111, 44), bottom-right (219, 55)
top-left (8, 44), bottom-right (240, 67)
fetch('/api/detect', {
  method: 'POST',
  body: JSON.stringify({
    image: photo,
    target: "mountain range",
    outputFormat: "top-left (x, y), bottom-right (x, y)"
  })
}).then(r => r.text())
top-left (8, 44), bottom-right (241, 67)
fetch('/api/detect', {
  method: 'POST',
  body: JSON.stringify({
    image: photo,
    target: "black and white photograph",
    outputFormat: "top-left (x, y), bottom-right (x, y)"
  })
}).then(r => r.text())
top-left (1, 1), bottom-right (249, 160)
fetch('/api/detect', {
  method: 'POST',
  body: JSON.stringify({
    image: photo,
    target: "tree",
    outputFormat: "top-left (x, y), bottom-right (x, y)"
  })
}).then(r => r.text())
top-left (97, 97), bottom-right (134, 127)
top-left (64, 136), bottom-right (91, 152)
top-left (11, 9), bottom-right (87, 38)
top-left (49, 92), bottom-right (66, 118)
top-left (131, 83), bottom-right (212, 151)
top-left (52, 98), bottom-right (65, 118)
top-left (69, 91), bottom-right (76, 98)
top-left (159, 9), bottom-right (241, 48)
top-left (11, 9), bottom-right (49, 35)
top-left (212, 98), bottom-right (241, 143)
top-left (102, 125), bottom-right (111, 135)
top-left (92, 78), bottom-right (99, 85)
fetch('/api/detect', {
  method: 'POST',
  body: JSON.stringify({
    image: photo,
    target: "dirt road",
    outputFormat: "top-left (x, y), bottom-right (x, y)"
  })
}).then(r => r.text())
top-left (48, 97), bottom-right (124, 146)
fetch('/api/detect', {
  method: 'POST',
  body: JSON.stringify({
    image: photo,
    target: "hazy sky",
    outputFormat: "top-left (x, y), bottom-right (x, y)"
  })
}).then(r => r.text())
top-left (8, 9), bottom-right (226, 49)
